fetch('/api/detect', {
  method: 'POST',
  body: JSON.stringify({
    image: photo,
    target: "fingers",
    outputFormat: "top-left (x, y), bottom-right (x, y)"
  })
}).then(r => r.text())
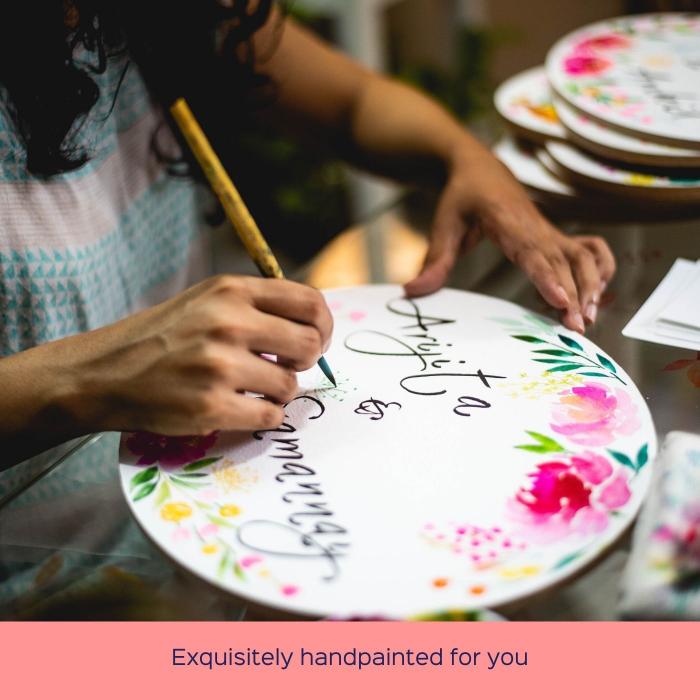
top-left (248, 312), bottom-right (327, 372)
top-left (242, 277), bottom-right (334, 353)
top-left (514, 246), bottom-right (584, 333)
top-left (404, 199), bottom-right (465, 297)
top-left (220, 393), bottom-right (286, 432)
top-left (579, 235), bottom-right (617, 292)
top-left (565, 243), bottom-right (601, 325)
top-left (232, 352), bottom-right (299, 403)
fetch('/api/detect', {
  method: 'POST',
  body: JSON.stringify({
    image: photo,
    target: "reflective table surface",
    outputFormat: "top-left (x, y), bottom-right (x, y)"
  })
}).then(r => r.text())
top-left (1, 189), bottom-right (698, 620)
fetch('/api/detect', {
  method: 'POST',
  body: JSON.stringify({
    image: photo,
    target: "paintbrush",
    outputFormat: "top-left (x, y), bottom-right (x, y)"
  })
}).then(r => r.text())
top-left (169, 97), bottom-right (337, 388)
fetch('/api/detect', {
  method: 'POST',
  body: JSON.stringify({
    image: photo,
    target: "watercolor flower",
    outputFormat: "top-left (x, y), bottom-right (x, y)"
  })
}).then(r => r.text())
top-left (563, 53), bottom-right (612, 76)
top-left (511, 452), bottom-right (631, 540)
top-left (160, 502), bottom-right (193, 523)
top-left (626, 173), bottom-right (656, 186)
top-left (219, 504), bottom-right (241, 518)
top-left (550, 382), bottom-right (641, 447)
top-left (574, 33), bottom-right (631, 52)
top-left (125, 431), bottom-right (218, 467)
top-left (663, 353), bottom-right (700, 388)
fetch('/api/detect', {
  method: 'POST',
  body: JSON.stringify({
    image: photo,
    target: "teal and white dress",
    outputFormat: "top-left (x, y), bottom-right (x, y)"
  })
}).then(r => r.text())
top-left (0, 52), bottom-right (230, 617)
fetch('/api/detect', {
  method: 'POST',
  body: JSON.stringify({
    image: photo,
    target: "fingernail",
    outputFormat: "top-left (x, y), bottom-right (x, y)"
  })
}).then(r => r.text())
top-left (586, 302), bottom-right (598, 324)
top-left (556, 285), bottom-right (569, 305)
top-left (600, 280), bottom-right (608, 295)
top-left (572, 311), bottom-right (585, 333)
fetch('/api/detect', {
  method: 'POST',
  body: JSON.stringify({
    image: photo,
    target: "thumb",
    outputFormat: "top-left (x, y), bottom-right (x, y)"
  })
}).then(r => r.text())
top-left (404, 204), bottom-right (464, 298)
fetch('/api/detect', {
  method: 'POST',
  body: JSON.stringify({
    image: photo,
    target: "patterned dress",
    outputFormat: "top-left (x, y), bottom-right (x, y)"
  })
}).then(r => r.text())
top-left (0, 50), bottom-right (229, 618)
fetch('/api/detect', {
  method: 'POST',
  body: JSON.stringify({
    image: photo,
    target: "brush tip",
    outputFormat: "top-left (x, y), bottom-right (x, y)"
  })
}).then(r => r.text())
top-left (317, 356), bottom-right (337, 387)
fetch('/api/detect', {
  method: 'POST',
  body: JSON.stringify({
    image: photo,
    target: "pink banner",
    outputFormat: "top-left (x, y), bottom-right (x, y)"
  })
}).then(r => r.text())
top-left (1, 622), bottom-right (695, 698)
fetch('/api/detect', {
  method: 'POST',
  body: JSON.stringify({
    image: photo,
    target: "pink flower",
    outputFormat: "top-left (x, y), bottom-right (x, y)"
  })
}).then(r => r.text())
top-left (172, 527), bottom-right (191, 541)
top-left (570, 451), bottom-right (613, 485)
top-left (198, 523), bottom-right (220, 538)
top-left (550, 382), bottom-right (641, 447)
top-left (511, 453), bottom-right (631, 540)
top-left (125, 431), bottom-right (219, 467)
top-left (598, 472), bottom-right (631, 509)
top-left (240, 556), bottom-right (263, 569)
top-left (575, 33), bottom-right (630, 52)
top-left (281, 585), bottom-right (300, 597)
top-left (572, 506), bottom-right (609, 535)
top-left (516, 461), bottom-right (591, 522)
top-left (563, 53), bottom-right (611, 76)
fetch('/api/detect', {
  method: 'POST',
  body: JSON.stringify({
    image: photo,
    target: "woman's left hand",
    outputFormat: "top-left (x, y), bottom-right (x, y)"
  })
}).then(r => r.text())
top-left (404, 154), bottom-right (616, 334)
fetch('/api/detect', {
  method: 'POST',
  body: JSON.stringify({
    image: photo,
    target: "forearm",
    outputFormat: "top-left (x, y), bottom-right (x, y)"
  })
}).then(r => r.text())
top-left (342, 73), bottom-right (492, 186)
top-left (258, 17), bottom-right (492, 185)
top-left (0, 339), bottom-right (93, 467)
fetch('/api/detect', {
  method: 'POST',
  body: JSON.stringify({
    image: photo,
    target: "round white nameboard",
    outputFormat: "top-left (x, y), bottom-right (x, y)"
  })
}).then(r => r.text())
top-left (120, 286), bottom-right (656, 619)
top-left (554, 97), bottom-right (700, 167)
top-left (547, 13), bottom-right (700, 148)
top-left (494, 66), bottom-right (566, 143)
top-left (494, 136), bottom-right (574, 198)
top-left (545, 140), bottom-right (700, 201)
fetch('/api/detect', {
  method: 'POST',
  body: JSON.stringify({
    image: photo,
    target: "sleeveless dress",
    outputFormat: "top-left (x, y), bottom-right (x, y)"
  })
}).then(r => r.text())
top-left (0, 51), bottom-right (234, 618)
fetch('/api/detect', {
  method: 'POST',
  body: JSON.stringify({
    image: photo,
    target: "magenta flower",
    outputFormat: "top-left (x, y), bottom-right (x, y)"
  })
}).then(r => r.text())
top-left (125, 431), bottom-right (218, 467)
top-left (512, 452), bottom-right (631, 540)
top-left (516, 460), bottom-right (592, 522)
top-left (563, 53), bottom-right (611, 76)
top-left (550, 382), bottom-right (641, 447)
top-left (575, 33), bottom-right (631, 52)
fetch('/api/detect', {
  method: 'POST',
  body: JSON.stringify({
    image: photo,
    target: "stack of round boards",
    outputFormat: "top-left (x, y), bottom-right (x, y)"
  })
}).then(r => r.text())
top-left (493, 13), bottom-right (700, 207)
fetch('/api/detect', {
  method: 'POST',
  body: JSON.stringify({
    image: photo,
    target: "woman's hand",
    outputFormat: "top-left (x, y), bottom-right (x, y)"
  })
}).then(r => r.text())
top-left (60, 275), bottom-right (333, 436)
top-left (404, 153), bottom-right (616, 333)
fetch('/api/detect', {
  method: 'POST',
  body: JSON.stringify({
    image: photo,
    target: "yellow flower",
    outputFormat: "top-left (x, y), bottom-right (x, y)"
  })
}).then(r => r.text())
top-left (202, 544), bottom-right (218, 555)
top-left (213, 459), bottom-right (258, 493)
top-left (160, 502), bottom-right (193, 523)
top-left (219, 504), bottom-right (241, 518)
top-left (499, 565), bottom-right (542, 580)
top-left (626, 173), bottom-right (656, 186)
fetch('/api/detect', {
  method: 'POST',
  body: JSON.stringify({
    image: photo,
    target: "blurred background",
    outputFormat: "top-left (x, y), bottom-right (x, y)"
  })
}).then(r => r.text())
top-left (214, 0), bottom-right (700, 288)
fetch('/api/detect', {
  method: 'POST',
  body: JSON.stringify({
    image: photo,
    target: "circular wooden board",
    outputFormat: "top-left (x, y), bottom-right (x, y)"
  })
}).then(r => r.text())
top-left (547, 13), bottom-right (700, 148)
top-left (545, 140), bottom-right (700, 202)
top-left (554, 96), bottom-right (700, 168)
top-left (119, 286), bottom-right (656, 619)
top-left (495, 66), bottom-right (566, 144)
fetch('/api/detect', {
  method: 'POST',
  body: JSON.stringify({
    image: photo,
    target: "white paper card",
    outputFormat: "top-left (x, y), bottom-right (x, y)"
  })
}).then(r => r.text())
top-left (658, 268), bottom-right (700, 331)
top-left (623, 259), bottom-right (700, 351)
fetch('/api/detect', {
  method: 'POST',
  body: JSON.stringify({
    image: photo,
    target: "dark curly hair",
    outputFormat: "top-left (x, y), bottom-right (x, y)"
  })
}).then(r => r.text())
top-left (0, 0), bottom-right (276, 177)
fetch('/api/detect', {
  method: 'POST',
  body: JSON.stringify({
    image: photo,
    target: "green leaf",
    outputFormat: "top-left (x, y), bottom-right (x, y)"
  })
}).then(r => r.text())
top-left (515, 444), bottom-right (552, 454)
top-left (558, 335), bottom-right (584, 351)
top-left (546, 363), bottom-right (585, 373)
top-left (554, 550), bottom-right (584, 570)
top-left (133, 481), bottom-right (157, 502)
top-left (194, 500), bottom-right (213, 511)
top-left (183, 457), bottom-right (221, 472)
top-left (579, 372), bottom-right (609, 377)
top-left (176, 473), bottom-right (209, 479)
top-left (608, 450), bottom-right (635, 469)
top-left (130, 467), bottom-right (158, 490)
top-left (525, 431), bottom-right (565, 452)
top-left (534, 349), bottom-right (575, 357)
top-left (636, 444), bottom-right (649, 470)
top-left (233, 562), bottom-right (246, 581)
top-left (154, 480), bottom-right (171, 507)
top-left (207, 514), bottom-right (236, 529)
top-left (596, 354), bottom-right (618, 374)
top-left (534, 358), bottom-right (567, 364)
top-left (217, 548), bottom-right (231, 579)
top-left (170, 476), bottom-right (206, 490)
top-left (512, 335), bottom-right (545, 343)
